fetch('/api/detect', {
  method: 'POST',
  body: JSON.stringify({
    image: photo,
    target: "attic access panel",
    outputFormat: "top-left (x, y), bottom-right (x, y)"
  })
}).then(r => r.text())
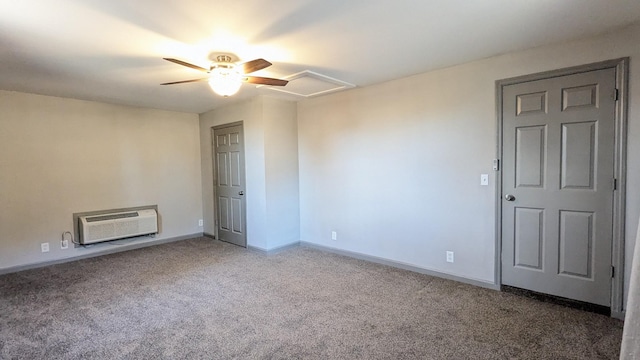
top-left (258, 70), bottom-right (354, 98)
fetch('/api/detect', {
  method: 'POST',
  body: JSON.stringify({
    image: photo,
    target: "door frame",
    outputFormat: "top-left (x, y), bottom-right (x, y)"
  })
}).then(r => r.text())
top-left (494, 58), bottom-right (629, 317)
top-left (211, 121), bottom-right (248, 247)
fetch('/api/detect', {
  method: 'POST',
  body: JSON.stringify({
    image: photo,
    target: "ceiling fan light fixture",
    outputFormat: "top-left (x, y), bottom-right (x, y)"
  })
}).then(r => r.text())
top-left (208, 64), bottom-right (242, 97)
top-left (162, 55), bottom-right (287, 94)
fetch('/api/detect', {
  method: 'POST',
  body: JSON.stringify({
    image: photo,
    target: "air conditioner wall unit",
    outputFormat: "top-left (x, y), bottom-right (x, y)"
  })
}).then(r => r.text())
top-left (78, 209), bottom-right (158, 245)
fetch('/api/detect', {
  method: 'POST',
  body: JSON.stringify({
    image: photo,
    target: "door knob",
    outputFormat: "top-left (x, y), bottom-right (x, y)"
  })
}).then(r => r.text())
top-left (238, 191), bottom-right (244, 196)
top-left (505, 194), bottom-right (516, 201)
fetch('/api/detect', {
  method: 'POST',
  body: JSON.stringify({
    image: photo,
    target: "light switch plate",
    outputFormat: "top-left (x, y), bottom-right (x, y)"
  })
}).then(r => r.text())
top-left (481, 174), bottom-right (489, 186)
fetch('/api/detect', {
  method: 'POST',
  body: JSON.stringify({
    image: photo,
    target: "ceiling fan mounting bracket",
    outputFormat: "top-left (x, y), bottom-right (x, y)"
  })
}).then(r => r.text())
top-left (210, 55), bottom-right (237, 71)
top-left (216, 55), bottom-right (233, 63)
top-left (208, 52), bottom-right (239, 63)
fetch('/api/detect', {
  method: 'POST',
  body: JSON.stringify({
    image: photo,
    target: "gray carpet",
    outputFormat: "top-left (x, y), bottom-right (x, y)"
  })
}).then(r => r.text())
top-left (0, 238), bottom-right (623, 359)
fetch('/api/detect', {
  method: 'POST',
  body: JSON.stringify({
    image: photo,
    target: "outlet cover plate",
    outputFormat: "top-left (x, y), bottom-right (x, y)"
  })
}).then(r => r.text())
top-left (446, 251), bottom-right (454, 263)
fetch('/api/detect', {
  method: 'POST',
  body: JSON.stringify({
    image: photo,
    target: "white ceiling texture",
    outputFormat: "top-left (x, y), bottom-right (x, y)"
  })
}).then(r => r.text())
top-left (2, 0), bottom-right (640, 113)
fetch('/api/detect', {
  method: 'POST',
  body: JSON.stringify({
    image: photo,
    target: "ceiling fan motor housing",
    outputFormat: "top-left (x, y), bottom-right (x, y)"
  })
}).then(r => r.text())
top-left (215, 55), bottom-right (234, 64)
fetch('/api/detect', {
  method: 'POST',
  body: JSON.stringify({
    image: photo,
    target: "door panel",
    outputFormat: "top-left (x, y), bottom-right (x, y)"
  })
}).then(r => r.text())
top-left (231, 198), bottom-right (243, 233)
top-left (213, 124), bottom-right (247, 247)
top-left (516, 91), bottom-right (547, 115)
top-left (219, 197), bottom-right (230, 231)
top-left (217, 153), bottom-right (229, 186)
top-left (230, 151), bottom-right (241, 186)
top-left (515, 125), bottom-right (546, 188)
top-left (558, 210), bottom-right (593, 278)
top-left (501, 68), bottom-right (616, 306)
top-left (514, 207), bottom-right (544, 270)
top-left (562, 84), bottom-right (597, 110)
top-left (561, 121), bottom-right (596, 189)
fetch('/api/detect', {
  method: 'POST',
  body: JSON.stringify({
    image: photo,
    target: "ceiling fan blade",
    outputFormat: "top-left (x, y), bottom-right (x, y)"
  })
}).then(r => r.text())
top-left (244, 76), bottom-right (288, 86)
top-left (161, 78), bottom-right (208, 85)
top-left (240, 59), bottom-right (272, 74)
top-left (163, 58), bottom-right (209, 72)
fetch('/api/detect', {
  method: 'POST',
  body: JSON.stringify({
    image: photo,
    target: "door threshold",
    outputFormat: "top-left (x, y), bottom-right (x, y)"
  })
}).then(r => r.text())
top-left (501, 285), bottom-right (610, 316)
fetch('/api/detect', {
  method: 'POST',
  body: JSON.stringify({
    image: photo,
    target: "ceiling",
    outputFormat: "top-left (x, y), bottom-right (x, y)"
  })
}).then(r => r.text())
top-left (2, 0), bottom-right (640, 114)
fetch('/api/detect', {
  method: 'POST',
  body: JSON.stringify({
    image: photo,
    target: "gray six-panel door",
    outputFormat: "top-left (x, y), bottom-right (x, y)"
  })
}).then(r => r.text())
top-left (501, 68), bottom-right (616, 306)
top-left (213, 124), bottom-right (247, 247)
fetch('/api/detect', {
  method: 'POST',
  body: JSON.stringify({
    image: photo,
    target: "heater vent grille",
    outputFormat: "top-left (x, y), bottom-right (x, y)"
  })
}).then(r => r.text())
top-left (79, 209), bottom-right (158, 244)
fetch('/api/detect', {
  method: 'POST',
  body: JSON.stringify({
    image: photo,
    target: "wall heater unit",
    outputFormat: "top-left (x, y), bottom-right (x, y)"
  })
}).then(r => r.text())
top-left (78, 209), bottom-right (158, 245)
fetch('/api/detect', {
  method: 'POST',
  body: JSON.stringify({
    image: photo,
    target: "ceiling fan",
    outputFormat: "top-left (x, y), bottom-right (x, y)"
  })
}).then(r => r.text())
top-left (161, 55), bottom-right (288, 97)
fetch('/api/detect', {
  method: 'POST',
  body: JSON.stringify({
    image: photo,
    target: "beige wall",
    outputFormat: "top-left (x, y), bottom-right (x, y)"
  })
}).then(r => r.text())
top-left (297, 24), bottom-right (640, 309)
top-left (0, 91), bottom-right (203, 270)
top-left (199, 96), bottom-right (299, 250)
top-left (264, 97), bottom-right (300, 249)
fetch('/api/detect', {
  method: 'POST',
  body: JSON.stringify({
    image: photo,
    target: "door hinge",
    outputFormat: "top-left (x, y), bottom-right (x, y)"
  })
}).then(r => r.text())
top-left (611, 266), bottom-right (615, 278)
top-left (493, 159), bottom-right (500, 171)
top-left (613, 178), bottom-right (617, 191)
top-left (613, 89), bottom-right (619, 101)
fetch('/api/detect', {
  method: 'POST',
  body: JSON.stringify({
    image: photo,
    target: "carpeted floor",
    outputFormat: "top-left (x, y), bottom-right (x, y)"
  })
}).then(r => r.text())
top-left (0, 237), bottom-right (623, 359)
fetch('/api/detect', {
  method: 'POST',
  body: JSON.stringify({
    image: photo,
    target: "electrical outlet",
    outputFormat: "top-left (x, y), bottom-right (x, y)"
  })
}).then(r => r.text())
top-left (61, 239), bottom-right (69, 250)
top-left (198, 219), bottom-right (203, 227)
top-left (41, 243), bottom-right (50, 253)
top-left (446, 251), bottom-right (454, 263)
top-left (331, 231), bottom-right (337, 241)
